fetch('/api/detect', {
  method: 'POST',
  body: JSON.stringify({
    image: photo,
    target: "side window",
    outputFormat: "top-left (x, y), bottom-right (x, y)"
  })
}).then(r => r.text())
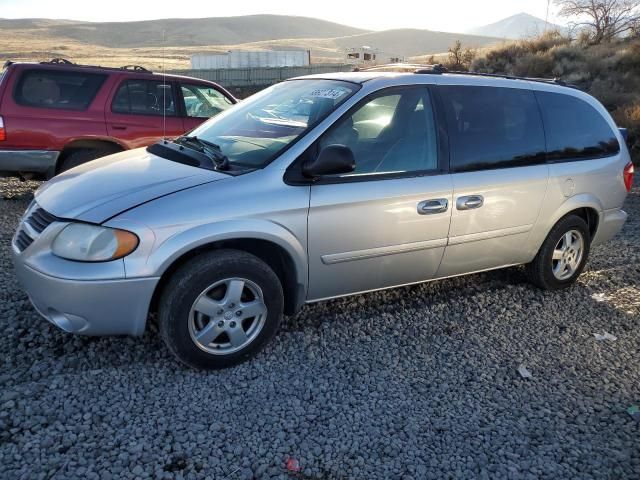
top-left (536, 91), bottom-right (620, 161)
top-left (112, 80), bottom-right (176, 116)
top-left (14, 69), bottom-right (106, 110)
top-left (319, 87), bottom-right (438, 176)
top-left (440, 86), bottom-right (546, 172)
top-left (181, 84), bottom-right (234, 118)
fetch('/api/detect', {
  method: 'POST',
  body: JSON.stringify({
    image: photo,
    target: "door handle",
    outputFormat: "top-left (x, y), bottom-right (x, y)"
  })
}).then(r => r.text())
top-left (456, 195), bottom-right (484, 211)
top-left (111, 125), bottom-right (127, 130)
top-left (418, 198), bottom-right (448, 215)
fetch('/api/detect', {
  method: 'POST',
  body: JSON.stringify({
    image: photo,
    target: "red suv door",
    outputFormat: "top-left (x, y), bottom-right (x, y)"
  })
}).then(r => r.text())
top-left (105, 76), bottom-right (185, 148)
top-left (178, 82), bottom-right (235, 132)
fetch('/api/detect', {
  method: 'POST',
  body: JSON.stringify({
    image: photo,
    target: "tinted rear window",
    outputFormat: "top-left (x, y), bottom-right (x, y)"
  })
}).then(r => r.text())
top-left (440, 85), bottom-right (546, 172)
top-left (536, 91), bottom-right (619, 161)
top-left (14, 69), bottom-right (106, 110)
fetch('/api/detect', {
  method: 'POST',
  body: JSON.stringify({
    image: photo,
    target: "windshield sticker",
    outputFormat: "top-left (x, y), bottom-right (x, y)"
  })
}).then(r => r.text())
top-left (309, 88), bottom-right (348, 99)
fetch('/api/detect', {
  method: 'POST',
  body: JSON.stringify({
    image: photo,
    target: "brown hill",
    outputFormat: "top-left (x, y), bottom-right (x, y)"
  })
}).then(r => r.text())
top-left (0, 15), bottom-right (503, 68)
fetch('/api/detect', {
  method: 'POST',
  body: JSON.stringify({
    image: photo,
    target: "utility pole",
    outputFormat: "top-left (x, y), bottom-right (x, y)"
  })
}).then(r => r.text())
top-left (545, 0), bottom-right (551, 31)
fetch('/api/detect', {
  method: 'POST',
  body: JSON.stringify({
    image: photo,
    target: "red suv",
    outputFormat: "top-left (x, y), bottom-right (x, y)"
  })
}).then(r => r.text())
top-left (0, 59), bottom-right (236, 178)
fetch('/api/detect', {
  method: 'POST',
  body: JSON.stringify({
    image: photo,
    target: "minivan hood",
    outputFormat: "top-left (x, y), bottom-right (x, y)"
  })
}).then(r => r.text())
top-left (35, 148), bottom-right (229, 223)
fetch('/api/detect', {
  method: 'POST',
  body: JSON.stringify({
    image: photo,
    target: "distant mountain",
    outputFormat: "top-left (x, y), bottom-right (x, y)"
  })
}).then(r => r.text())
top-left (467, 12), bottom-right (566, 39)
top-left (332, 29), bottom-right (503, 57)
top-left (0, 15), bottom-right (506, 64)
top-left (0, 15), bottom-right (370, 48)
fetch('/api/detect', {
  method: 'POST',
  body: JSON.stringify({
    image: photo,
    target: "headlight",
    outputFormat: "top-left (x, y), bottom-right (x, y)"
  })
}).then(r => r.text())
top-left (52, 223), bottom-right (139, 262)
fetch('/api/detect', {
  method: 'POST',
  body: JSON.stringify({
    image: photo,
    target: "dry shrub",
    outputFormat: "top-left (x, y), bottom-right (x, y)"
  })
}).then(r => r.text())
top-left (612, 104), bottom-right (640, 165)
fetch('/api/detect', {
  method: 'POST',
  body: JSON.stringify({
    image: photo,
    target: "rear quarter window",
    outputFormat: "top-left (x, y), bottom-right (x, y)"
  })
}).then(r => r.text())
top-left (536, 91), bottom-right (620, 161)
top-left (14, 69), bottom-right (106, 110)
top-left (439, 85), bottom-right (546, 172)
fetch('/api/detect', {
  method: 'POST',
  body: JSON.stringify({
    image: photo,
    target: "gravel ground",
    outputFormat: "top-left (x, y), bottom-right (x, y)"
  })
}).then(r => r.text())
top-left (0, 177), bottom-right (638, 480)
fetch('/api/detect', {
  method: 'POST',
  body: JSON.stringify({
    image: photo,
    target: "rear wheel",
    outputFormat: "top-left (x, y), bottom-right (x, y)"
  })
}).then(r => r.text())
top-left (525, 214), bottom-right (591, 290)
top-left (158, 250), bottom-right (283, 369)
top-left (58, 146), bottom-right (121, 173)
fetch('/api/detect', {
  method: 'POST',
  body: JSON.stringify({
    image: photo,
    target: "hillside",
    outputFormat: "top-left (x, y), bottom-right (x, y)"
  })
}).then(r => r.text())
top-left (0, 15), bottom-right (503, 68)
top-left (467, 12), bottom-right (566, 39)
top-left (331, 29), bottom-right (503, 57)
top-left (39, 15), bottom-right (370, 47)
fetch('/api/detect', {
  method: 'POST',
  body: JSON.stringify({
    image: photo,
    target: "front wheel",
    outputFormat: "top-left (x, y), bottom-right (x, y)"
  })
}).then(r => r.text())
top-left (525, 214), bottom-right (591, 290)
top-left (158, 250), bottom-right (283, 369)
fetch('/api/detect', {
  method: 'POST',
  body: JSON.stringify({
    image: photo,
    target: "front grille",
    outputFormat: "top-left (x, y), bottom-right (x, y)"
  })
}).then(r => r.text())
top-left (13, 204), bottom-right (59, 253)
top-left (14, 230), bottom-right (34, 251)
top-left (27, 208), bottom-right (58, 234)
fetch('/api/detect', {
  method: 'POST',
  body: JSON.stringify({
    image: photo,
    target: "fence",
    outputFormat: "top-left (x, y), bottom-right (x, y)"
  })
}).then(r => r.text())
top-left (168, 64), bottom-right (354, 97)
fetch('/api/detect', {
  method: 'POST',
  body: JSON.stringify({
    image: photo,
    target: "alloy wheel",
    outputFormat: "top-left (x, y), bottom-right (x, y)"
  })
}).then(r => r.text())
top-left (551, 229), bottom-right (585, 280)
top-left (188, 277), bottom-right (268, 355)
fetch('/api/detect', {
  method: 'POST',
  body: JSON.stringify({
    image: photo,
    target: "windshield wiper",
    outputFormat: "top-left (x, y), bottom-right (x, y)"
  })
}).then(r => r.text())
top-left (174, 135), bottom-right (230, 170)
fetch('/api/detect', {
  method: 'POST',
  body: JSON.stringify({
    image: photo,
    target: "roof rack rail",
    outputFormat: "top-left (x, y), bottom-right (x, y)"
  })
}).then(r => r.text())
top-left (41, 58), bottom-right (75, 65)
top-left (30, 59), bottom-right (154, 74)
top-left (120, 65), bottom-right (152, 73)
top-left (413, 66), bottom-right (578, 89)
top-left (445, 69), bottom-right (577, 88)
top-left (414, 64), bottom-right (447, 74)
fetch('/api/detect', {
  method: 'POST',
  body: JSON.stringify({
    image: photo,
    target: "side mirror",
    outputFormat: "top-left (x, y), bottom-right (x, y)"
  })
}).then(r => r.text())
top-left (303, 144), bottom-right (355, 178)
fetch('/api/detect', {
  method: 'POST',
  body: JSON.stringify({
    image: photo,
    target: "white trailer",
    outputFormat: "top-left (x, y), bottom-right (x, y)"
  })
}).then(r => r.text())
top-left (191, 50), bottom-right (311, 69)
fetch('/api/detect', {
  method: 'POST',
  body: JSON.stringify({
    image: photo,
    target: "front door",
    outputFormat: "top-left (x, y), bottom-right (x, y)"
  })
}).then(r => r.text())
top-left (306, 85), bottom-right (453, 300)
top-left (106, 78), bottom-right (185, 148)
top-left (435, 83), bottom-right (550, 277)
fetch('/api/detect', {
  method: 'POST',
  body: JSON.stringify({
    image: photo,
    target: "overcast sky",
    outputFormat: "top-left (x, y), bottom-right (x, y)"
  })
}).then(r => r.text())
top-left (0, 0), bottom-right (563, 32)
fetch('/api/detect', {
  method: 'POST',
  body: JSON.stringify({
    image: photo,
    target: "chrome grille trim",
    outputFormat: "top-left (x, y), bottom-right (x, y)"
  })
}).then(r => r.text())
top-left (13, 204), bottom-right (60, 253)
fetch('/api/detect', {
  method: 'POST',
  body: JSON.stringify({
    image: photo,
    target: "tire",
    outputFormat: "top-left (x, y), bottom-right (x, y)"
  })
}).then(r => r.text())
top-left (58, 146), bottom-right (121, 173)
top-left (158, 249), bottom-right (284, 369)
top-left (525, 214), bottom-right (591, 290)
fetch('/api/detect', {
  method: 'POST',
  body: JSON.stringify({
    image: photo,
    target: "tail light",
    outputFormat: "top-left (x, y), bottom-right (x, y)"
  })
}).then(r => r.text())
top-left (0, 116), bottom-right (5, 141)
top-left (624, 161), bottom-right (635, 192)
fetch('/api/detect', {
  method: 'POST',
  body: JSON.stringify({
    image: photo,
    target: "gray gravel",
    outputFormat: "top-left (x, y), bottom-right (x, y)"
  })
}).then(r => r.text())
top-left (1, 177), bottom-right (639, 479)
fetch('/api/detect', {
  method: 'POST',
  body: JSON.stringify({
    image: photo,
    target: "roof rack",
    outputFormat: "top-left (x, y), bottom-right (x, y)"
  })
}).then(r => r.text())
top-left (32, 58), bottom-right (153, 74)
top-left (414, 64), bottom-right (578, 89)
top-left (362, 63), bottom-right (435, 73)
top-left (414, 64), bottom-right (447, 74)
top-left (41, 58), bottom-right (75, 65)
top-left (120, 65), bottom-right (151, 73)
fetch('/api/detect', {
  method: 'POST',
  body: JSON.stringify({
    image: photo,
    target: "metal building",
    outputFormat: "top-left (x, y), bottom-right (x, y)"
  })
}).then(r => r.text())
top-left (345, 46), bottom-right (403, 66)
top-left (190, 50), bottom-right (311, 69)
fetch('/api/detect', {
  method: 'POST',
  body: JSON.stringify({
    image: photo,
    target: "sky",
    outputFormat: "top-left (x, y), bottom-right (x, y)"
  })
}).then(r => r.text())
top-left (0, 0), bottom-right (563, 32)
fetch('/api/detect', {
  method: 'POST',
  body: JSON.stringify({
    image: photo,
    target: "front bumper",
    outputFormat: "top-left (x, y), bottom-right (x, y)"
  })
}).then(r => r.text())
top-left (13, 259), bottom-right (159, 336)
top-left (0, 149), bottom-right (59, 175)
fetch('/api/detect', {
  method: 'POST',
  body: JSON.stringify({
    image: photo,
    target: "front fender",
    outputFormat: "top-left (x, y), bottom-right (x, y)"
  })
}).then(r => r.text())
top-left (111, 217), bottom-right (308, 293)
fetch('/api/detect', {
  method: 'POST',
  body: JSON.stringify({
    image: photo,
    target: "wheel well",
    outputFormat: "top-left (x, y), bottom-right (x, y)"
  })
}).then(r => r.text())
top-left (149, 239), bottom-right (302, 317)
top-left (57, 139), bottom-right (124, 173)
top-left (567, 207), bottom-right (599, 239)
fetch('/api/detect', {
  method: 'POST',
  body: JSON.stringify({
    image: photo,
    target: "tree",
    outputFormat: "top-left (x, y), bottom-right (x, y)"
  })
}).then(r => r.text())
top-left (446, 40), bottom-right (476, 71)
top-left (554, 0), bottom-right (640, 44)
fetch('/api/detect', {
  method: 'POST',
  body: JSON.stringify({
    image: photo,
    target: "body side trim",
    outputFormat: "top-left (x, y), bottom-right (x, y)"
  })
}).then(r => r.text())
top-left (447, 224), bottom-right (532, 246)
top-left (321, 238), bottom-right (447, 265)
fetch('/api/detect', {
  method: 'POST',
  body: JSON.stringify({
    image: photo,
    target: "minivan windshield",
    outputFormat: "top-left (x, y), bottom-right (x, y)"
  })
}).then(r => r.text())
top-left (185, 79), bottom-right (359, 168)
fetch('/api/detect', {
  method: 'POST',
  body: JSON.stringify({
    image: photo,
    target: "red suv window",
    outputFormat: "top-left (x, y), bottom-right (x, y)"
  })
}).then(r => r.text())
top-left (112, 80), bottom-right (176, 116)
top-left (14, 69), bottom-right (106, 110)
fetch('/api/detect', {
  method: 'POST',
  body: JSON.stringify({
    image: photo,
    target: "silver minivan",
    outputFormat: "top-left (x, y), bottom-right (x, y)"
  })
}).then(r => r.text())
top-left (12, 70), bottom-right (634, 368)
